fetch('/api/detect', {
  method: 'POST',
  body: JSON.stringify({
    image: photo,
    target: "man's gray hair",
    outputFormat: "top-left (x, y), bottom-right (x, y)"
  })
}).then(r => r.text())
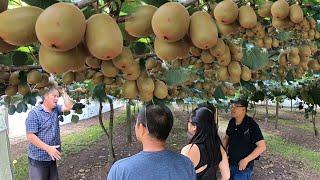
top-left (41, 87), bottom-right (59, 100)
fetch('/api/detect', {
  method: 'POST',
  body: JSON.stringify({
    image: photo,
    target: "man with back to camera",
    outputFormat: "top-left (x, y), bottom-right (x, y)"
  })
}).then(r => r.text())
top-left (107, 103), bottom-right (196, 180)
top-left (223, 99), bottom-right (266, 180)
top-left (26, 87), bottom-right (74, 180)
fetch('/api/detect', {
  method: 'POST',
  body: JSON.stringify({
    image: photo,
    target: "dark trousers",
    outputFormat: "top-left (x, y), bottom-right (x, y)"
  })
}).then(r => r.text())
top-left (28, 157), bottom-right (59, 180)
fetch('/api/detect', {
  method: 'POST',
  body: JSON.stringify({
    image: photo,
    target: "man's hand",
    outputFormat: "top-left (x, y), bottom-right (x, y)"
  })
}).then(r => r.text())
top-left (45, 145), bottom-right (61, 161)
top-left (238, 158), bottom-right (249, 171)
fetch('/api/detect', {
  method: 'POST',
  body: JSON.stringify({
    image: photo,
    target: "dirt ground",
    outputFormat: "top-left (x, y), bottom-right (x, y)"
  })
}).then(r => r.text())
top-left (249, 105), bottom-right (320, 152)
top-left (10, 105), bottom-right (320, 180)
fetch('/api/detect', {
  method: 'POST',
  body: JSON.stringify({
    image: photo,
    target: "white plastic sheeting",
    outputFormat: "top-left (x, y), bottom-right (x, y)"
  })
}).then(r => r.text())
top-left (8, 100), bottom-right (124, 139)
top-left (0, 107), bottom-right (14, 180)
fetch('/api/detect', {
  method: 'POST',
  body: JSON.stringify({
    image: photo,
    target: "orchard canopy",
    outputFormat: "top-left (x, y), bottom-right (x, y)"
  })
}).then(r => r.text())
top-left (0, 0), bottom-right (320, 116)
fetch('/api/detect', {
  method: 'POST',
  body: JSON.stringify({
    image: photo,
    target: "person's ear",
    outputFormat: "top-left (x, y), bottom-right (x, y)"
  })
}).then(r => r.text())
top-left (191, 124), bottom-right (197, 133)
top-left (137, 123), bottom-right (147, 136)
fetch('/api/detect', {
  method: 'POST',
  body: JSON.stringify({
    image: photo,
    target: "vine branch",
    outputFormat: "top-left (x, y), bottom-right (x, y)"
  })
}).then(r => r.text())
top-left (75, 0), bottom-right (97, 9)
top-left (0, 65), bottom-right (42, 72)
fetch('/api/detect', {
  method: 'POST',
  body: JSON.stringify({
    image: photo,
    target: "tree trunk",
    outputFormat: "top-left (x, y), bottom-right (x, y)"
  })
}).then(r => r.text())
top-left (126, 102), bottom-right (132, 144)
top-left (312, 105), bottom-right (318, 137)
top-left (98, 101), bottom-right (115, 163)
top-left (107, 98), bottom-right (116, 164)
top-left (133, 103), bottom-right (136, 114)
top-left (275, 100), bottom-right (279, 129)
top-left (291, 99), bottom-right (293, 112)
top-left (98, 101), bottom-right (108, 136)
top-left (253, 102), bottom-right (257, 119)
top-left (265, 98), bottom-right (269, 122)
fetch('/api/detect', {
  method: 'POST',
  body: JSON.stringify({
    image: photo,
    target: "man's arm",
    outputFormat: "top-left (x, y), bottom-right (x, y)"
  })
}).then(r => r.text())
top-left (238, 140), bottom-right (266, 170)
top-left (26, 133), bottom-right (61, 161)
top-left (222, 135), bottom-right (229, 149)
top-left (60, 89), bottom-right (74, 112)
top-left (219, 146), bottom-right (230, 180)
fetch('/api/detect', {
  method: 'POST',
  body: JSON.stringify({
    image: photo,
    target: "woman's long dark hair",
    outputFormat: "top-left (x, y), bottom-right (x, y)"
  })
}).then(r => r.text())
top-left (189, 106), bottom-right (223, 166)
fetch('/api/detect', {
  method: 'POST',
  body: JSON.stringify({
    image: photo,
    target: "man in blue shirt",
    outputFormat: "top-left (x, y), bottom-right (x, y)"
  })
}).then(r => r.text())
top-left (26, 87), bottom-right (73, 180)
top-left (107, 104), bottom-right (196, 180)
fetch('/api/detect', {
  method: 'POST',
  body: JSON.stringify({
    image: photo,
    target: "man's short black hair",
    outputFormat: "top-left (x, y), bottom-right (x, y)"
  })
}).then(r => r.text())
top-left (231, 99), bottom-right (248, 108)
top-left (137, 104), bottom-right (174, 141)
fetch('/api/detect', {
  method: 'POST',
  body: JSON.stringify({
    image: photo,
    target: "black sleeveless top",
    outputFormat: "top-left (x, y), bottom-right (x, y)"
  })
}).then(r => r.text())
top-left (194, 143), bottom-right (218, 180)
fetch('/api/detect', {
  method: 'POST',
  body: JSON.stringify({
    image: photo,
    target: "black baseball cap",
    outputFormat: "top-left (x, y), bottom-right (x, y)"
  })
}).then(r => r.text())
top-left (230, 99), bottom-right (248, 108)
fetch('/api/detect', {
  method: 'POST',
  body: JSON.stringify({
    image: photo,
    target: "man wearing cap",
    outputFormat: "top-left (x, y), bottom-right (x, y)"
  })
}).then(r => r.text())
top-left (107, 104), bottom-right (196, 180)
top-left (223, 99), bottom-right (266, 180)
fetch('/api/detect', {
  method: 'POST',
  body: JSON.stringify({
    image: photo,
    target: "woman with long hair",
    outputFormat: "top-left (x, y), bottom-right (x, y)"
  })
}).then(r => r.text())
top-left (181, 106), bottom-right (230, 180)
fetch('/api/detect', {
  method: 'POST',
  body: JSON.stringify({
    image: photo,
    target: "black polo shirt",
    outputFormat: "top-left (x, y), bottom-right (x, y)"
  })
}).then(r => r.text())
top-left (226, 115), bottom-right (264, 168)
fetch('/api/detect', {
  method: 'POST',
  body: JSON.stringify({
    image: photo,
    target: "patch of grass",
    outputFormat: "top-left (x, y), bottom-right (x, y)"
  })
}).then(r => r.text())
top-left (12, 155), bottom-right (28, 180)
top-left (13, 112), bottom-right (126, 180)
top-left (266, 117), bottom-right (314, 132)
top-left (265, 134), bottom-right (320, 171)
top-left (61, 112), bottom-right (126, 157)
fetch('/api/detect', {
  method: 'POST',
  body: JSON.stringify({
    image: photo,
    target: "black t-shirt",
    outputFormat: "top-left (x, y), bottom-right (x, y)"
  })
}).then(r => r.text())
top-left (226, 115), bottom-right (264, 168)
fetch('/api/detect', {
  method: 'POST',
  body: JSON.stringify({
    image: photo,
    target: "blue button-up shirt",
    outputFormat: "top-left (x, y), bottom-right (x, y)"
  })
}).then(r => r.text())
top-left (25, 104), bottom-right (62, 161)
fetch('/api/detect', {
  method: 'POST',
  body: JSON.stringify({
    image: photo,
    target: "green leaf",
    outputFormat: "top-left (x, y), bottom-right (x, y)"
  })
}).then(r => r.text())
top-left (0, 83), bottom-right (5, 95)
top-left (24, 92), bottom-right (37, 106)
top-left (240, 80), bottom-right (256, 92)
top-left (18, 71), bottom-right (28, 85)
top-left (271, 87), bottom-right (283, 97)
top-left (29, 96), bottom-right (37, 106)
top-left (187, 5), bottom-right (198, 15)
top-left (118, 23), bottom-right (127, 43)
top-left (17, 46), bottom-right (34, 53)
top-left (82, 6), bottom-right (96, 19)
top-left (160, 68), bottom-right (190, 86)
top-left (92, 83), bottom-right (106, 102)
top-left (311, 4), bottom-right (320, 12)
top-left (242, 46), bottom-right (269, 70)
top-left (251, 90), bottom-right (265, 102)
top-left (25, 55), bottom-right (35, 65)
top-left (131, 41), bottom-right (150, 55)
top-left (72, 102), bottom-right (85, 110)
top-left (11, 51), bottom-right (30, 66)
top-left (267, 93), bottom-right (274, 100)
top-left (4, 96), bottom-right (11, 106)
top-left (16, 102), bottom-right (27, 113)
top-left (71, 115), bottom-right (79, 123)
top-left (214, 85), bottom-right (226, 100)
top-left (317, 20), bottom-right (320, 32)
top-left (121, 0), bottom-right (143, 14)
top-left (22, 0), bottom-right (58, 9)
top-left (255, 0), bottom-right (268, 5)
top-left (0, 54), bottom-right (12, 66)
top-left (8, 105), bottom-right (16, 115)
top-left (142, 0), bottom-right (168, 7)
top-left (286, 69), bottom-right (294, 82)
top-left (276, 32), bottom-right (294, 42)
top-left (75, 109), bottom-right (83, 114)
top-left (310, 86), bottom-right (320, 106)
